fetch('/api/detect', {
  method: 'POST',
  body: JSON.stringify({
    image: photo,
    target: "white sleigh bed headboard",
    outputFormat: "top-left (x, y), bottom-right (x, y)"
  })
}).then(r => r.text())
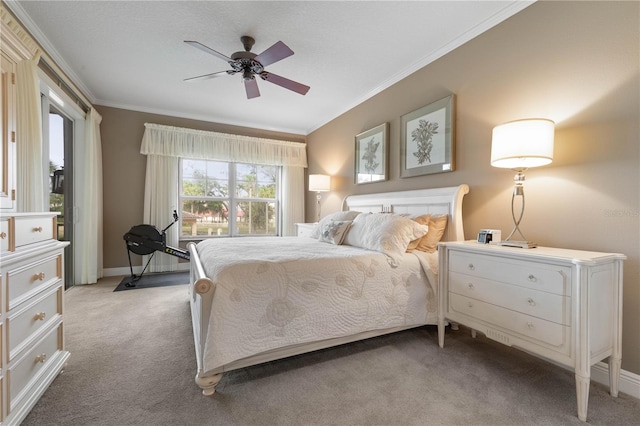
top-left (344, 184), bottom-right (470, 242)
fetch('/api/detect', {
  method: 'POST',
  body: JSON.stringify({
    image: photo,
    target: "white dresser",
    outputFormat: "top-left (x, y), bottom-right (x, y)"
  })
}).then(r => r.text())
top-left (0, 212), bottom-right (70, 425)
top-left (295, 223), bottom-right (316, 238)
top-left (437, 241), bottom-right (624, 422)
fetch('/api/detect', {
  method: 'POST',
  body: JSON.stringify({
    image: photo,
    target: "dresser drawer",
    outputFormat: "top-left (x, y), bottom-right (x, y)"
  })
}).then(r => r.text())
top-left (14, 216), bottom-right (55, 248)
top-left (7, 286), bottom-right (63, 361)
top-left (449, 251), bottom-right (571, 296)
top-left (449, 293), bottom-right (569, 351)
top-left (7, 323), bottom-right (63, 409)
top-left (4, 253), bottom-right (62, 311)
top-left (449, 271), bottom-right (570, 325)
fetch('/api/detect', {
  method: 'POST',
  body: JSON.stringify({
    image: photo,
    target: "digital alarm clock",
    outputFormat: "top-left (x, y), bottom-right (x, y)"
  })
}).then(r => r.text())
top-left (477, 229), bottom-right (501, 244)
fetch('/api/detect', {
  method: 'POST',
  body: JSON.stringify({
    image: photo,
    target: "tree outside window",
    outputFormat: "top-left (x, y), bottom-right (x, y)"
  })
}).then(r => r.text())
top-left (180, 159), bottom-right (279, 238)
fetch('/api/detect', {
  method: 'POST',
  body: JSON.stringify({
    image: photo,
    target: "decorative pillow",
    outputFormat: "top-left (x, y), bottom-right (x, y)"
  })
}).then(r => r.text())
top-left (414, 214), bottom-right (448, 253)
top-left (405, 214), bottom-right (431, 252)
top-left (343, 213), bottom-right (428, 263)
top-left (311, 211), bottom-right (361, 239)
top-left (318, 220), bottom-right (353, 245)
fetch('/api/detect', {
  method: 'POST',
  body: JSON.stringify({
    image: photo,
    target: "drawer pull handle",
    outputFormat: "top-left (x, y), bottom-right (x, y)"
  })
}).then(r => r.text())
top-left (527, 322), bottom-right (534, 329)
top-left (33, 226), bottom-right (43, 232)
top-left (33, 272), bottom-right (46, 281)
top-left (528, 274), bottom-right (537, 282)
top-left (527, 298), bottom-right (536, 306)
top-left (468, 264), bottom-right (475, 271)
top-left (34, 353), bottom-right (47, 364)
top-left (467, 302), bottom-right (474, 308)
top-left (467, 283), bottom-right (474, 289)
top-left (0, 232), bottom-right (6, 239)
top-left (34, 312), bottom-right (46, 321)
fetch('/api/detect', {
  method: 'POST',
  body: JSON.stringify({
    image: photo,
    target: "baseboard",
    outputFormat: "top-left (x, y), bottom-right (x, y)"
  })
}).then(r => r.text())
top-left (591, 362), bottom-right (640, 399)
top-left (103, 263), bottom-right (190, 278)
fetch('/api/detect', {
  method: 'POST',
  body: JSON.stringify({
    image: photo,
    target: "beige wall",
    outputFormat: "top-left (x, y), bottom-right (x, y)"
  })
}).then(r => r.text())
top-left (97, 105), bottom-right (305, 270)
top-left (306, 1), bottom-right (640, 374)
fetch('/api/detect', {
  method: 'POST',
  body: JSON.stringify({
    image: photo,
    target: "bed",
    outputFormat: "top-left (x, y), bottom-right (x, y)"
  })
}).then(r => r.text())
top-left (187, 184), bottom-right (469, 395)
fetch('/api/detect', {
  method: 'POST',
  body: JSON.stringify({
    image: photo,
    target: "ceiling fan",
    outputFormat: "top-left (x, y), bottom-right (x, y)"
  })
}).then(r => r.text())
top-left (184, 36), bottom-right (310, 99)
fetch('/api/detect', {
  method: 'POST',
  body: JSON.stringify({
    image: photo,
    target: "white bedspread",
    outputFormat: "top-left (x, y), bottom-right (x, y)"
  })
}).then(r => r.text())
top-left (195, 237), bottom-right (438, 372)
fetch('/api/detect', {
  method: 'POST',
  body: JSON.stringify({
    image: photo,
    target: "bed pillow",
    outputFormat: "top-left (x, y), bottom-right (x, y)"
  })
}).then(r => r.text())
top-left (311, 211), bottom-right (361, 238)
top-left (318, 220), bottom-right (353, 245)
top-left (414, 214), bottom-right (448, 253)
top-left (343, 213), bottom-right (428, 261)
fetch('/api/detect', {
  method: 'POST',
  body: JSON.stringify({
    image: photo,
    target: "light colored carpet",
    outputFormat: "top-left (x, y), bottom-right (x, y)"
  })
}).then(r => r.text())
top-left (22, 276), bottom-right (639, 426)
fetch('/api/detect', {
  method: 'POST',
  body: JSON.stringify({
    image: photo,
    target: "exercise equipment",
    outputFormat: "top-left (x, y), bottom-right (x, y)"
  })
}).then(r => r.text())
top-left (123, 211), bottom-right (190, 287)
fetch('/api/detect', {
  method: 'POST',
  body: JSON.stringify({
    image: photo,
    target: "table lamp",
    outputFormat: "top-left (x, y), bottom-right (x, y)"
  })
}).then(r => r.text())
top-left (490, 118), bottom-right (554, 248)
top-left (308, 174), bottom-right (331, 222)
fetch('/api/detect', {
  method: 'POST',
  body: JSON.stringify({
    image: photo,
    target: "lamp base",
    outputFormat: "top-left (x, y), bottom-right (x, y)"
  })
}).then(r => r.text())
top-left (494, 240), bottom-right (537, 249)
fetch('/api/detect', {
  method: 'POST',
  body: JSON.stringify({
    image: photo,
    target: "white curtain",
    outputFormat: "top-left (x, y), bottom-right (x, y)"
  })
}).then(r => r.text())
top-left (281, 166), bottom-right (305, 236)
top-left (16, 56), bottom-right (44, 212)
top-left (140, 123), bottom-right (307, 167)
top-left (76, 108), bottom-right (103, 284)
top-left (142, 154), bottom-right (179, 273)
top-left (140, 123), bottom-right (307, 271)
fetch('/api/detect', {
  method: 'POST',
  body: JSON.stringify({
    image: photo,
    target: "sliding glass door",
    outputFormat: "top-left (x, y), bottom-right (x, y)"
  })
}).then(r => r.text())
top-left (46, 103), bottom-right (74, 289)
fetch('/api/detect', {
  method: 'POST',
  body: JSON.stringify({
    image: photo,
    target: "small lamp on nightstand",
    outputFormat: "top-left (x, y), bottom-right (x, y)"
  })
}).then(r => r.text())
top-left (309, 174), bottom-right (331, 222)
top-left (491, 118), bottom-right (554, 248)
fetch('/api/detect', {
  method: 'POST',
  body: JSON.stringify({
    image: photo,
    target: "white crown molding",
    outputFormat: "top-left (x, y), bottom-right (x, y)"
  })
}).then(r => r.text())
top-left (4, 0), bottom-right (97, 104)
top-left (5, 0), bottom-right (534, 135)
top-left (305, 0), bottom-right (536, 134)
top-left (95, 99), bottom-right (307, 136)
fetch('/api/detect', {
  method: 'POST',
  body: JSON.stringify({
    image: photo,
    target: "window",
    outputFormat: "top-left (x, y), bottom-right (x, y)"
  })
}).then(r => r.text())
top-left (179, 159), bottom-right (280, 238)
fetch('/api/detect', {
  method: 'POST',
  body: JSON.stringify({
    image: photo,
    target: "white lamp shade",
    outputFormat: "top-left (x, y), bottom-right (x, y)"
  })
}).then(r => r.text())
top-left (309, 174), bottom-right (331, 192)
top-left (491, 119), bottom-right (555, 169)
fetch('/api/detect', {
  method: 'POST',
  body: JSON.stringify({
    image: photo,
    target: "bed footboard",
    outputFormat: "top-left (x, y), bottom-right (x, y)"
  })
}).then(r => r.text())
top-left (187, 242), bottom-right (220, 395)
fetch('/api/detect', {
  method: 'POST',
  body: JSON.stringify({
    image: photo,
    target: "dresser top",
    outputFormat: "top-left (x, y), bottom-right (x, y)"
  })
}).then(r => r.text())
top-left (441, 240), bottom-right (626, 264)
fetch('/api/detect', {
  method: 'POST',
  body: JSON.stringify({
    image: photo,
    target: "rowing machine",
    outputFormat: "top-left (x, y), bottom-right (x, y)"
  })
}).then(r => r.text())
top-left (123, 210), bottom-right (190, 287)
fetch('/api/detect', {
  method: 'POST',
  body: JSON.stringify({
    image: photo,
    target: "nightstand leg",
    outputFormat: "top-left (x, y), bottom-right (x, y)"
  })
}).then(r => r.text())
top-left (438, 318), bottom-right (445, 348)
top-left (575, 373), bottom-right (590, 422)
top-left (609, 356), bottom-right (621, 397)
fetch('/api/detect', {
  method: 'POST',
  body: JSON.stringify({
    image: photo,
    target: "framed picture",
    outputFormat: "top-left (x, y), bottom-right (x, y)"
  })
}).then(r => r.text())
top-left (400, 94), bottom-right (455, 178)
top-left (355, 122), bottom-right (389, 184)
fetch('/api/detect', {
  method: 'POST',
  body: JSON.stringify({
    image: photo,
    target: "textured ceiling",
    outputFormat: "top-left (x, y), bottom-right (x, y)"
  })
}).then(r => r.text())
top-left (8, 1), bottom-right (533, 135)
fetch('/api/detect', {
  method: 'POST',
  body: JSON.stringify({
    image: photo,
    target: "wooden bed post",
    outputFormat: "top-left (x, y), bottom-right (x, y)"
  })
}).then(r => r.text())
top-left (195, 373), bottom-right (222, 396)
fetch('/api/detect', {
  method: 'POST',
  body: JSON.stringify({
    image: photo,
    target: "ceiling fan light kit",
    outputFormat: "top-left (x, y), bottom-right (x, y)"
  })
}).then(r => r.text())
top-left (185, 36), bottom-right (310, 99)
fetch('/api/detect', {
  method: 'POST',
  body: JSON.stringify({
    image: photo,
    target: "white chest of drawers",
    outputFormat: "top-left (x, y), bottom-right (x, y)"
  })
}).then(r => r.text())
top-left (0, 212), bottom-right (70, 425)
top-left (295, 223), bottom-right (316, 238)
top-left (437, 241), bottom-right (624, 422)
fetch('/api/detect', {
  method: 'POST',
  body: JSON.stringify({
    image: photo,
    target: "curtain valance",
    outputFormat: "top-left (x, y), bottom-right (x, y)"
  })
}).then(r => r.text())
top-left (140, 123), bottom-right (307, 168)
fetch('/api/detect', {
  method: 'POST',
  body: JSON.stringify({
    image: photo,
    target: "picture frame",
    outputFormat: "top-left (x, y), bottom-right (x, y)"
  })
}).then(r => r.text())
top-left (355, 122), bottom-right (389, 184)
top-left (400, 94), bottom-right (455, 178)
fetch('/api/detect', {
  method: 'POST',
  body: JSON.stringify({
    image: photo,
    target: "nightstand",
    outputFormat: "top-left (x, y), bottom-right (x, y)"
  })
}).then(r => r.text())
top-left (295, 223), bottom-right (316, 238)
top-left (438, 241), bottom-right (625, 422)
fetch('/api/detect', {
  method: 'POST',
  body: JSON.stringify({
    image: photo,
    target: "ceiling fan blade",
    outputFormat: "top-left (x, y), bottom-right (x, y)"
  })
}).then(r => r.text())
top-left (254, 41), bottom-right (294, 67)
top-left (244, 77), bottom-right (261, 99)
top-left (184, 40), bottom-right (234, 63)
top-left (183, 70), bottom-right (231, 82)
top-left (260, 72), bottom-right (310, 95)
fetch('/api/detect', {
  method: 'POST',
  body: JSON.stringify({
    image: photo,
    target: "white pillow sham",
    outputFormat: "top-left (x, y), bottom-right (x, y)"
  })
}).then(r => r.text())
top-left (343, 213), bottom-right (428, 264)
top-left (311, 211), bottom-right (361, 238)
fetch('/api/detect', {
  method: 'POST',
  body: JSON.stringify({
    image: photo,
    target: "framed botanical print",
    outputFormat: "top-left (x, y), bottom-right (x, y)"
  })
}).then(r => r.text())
top-left (400, 94), bottom-right (455, 178)
top-left (355, 122), bottom-right (389, 184)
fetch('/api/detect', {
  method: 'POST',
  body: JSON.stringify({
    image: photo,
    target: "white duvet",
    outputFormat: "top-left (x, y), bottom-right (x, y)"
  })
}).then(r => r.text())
top-left (195, 237), bottom-right (439, 372)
